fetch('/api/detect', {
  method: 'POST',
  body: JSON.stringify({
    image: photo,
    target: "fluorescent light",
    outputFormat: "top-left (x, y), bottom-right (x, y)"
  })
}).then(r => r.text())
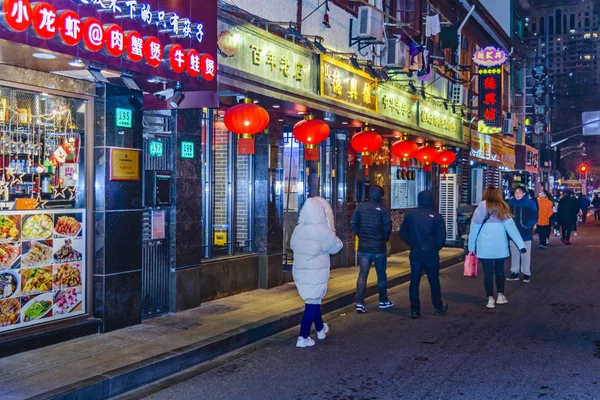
top-left (68, 58), bottom-right (86, 67)
top-left (33, 52), bottom-right (56, 59)
top-left (342, 121), bottom-right (348, 125)
top-left (272, 105), bottom-right (281, 109)
top-left (278, 118), bottom-right (284, 122)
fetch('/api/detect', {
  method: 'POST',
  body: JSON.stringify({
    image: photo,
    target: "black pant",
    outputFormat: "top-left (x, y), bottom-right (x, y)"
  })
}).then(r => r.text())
top-left (537, 225), bottom-right (550, 246)
top-left (595, 209), bottom-right (600, 221)
top-left (409, 261), bottom-right (442, 312)
top-left (561, 223), bottom-right (572, 241)
top-left (480, 258), bottom-right (506, 297)
top-left (582, 208), bottom-right (589, 223)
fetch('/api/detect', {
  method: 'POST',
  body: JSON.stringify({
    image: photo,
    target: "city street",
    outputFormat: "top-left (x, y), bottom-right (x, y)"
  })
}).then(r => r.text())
top-left (121, 223), bottom-right (600, 400)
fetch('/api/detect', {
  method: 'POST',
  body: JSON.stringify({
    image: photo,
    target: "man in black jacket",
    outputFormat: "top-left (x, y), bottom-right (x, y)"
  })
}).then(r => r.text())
top-left (351, 185), bottom-right (392, 313)
top-left (400, 190), bottom-right (448, 319)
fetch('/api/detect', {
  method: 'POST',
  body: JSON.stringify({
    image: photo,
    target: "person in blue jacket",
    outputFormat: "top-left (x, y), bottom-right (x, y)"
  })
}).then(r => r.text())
top-left (579, 194), bottom-right (591, 224)
top-left (507, 186), bottom-right (538, 283)
top-left (469, 187), bottom-right (526, 309)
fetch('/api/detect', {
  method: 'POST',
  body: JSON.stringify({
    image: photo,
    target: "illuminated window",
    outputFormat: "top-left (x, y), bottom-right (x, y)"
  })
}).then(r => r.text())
top-left (594, 33), bottom-right (598, 37)
top-left (584, 33), bottom-right (591, 38)
top-left (585, 55), bottom-right (592, 59)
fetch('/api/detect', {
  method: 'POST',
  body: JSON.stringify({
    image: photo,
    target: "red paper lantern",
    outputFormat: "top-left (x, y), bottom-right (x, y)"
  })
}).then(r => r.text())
top-left (292, 116), bottom-right (330, 161)
top-left (224, 98), bottom-right (270, 155)
top-left (434, 149), bottom-right (457, 174)
top-left (414, 144), bottom-right (439, 172)
top-left (350, 129), bottom-right (383, 166)
top-left (391, 139), bottom-right (418, 168)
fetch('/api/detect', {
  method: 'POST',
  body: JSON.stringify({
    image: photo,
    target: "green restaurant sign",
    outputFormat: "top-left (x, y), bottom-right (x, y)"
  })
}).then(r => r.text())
top-left (115, 108), bottom-right (132, 128)
top-left (181, 141), bottom-right (195, 159)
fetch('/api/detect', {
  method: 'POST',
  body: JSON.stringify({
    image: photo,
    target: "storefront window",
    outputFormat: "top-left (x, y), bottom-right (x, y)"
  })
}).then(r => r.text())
top-left (0, 85), bottom-right (87, 333)
top-left (390, 167), bottom-right (427, 209)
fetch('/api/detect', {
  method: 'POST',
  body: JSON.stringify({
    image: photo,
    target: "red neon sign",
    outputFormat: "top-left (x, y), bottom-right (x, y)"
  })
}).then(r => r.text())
top-left (185, 49), bottom-right (201, 78)
top-left (124, 30), bottom-right (144, 63)
top-left (104, 24), bottom-right (124, 57)
top-left (82, 17), bottom-right (104, 52)
top-left (2, 0), bottom-right (32, 32)
top-left (166, 44), bottom-right (186, 74)
top-left (200, 53), bottom-right (216, 81)
top-left (31, 2), bottom-right (56, 39)
top-left (144, 36), bottom-right (162, 68)
top-left (57, 10), bottom-right (81, 46)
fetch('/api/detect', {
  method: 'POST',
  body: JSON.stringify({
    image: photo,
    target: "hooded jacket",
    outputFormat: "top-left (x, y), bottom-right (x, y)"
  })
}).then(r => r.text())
top-left (399, 190), bottom-right (446, 264)
top-left (350, 185), bottom-right (392, 254)
top-left (537, 197), bottom-right (554, 226)
top-left (508, 197), bottom-right (538, 241)
top-left (291, 197), bottom-right (343, 304)
top-left (557, 194), bottom-right (579, 224)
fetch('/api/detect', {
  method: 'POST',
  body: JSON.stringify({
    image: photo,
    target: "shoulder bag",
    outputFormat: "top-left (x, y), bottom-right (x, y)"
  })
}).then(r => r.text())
top-left (463, 212), bottom-right (491, 278)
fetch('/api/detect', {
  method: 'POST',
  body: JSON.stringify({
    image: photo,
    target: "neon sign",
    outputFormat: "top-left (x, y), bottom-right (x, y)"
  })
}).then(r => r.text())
top-left (472, 46), bottom-right (508, 67)
top-left (478, 68), bottom-right (502, 134)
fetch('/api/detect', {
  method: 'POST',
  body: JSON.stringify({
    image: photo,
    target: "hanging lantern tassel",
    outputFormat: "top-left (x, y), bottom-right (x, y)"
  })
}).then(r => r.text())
top-left (361, 152), bottom-right (373, 167)
top-left (224, 98), bottom-right (270, 156)
top-left (304, 144), bottom-right (319, 161)
top-left (422, 162), bottom-right (433, 173)
top-left (238, 134), bottom-right (255, 155)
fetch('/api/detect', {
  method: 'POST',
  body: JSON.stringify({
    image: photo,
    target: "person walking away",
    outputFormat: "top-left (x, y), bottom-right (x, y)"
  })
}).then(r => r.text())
top-left (558, 191), bottom-right (579, 245)
top-left (552, 195), bottom-right (560, 236)
top-left (468, 187), bottom-right (527, 309)
top-left (400, 190), bottom-right (448, 319)
top-left (592, 193), bottom-right (600, 221)
top-left (536, 190), bottom-right (553, 248)
top-left (507, 186), bottom-right (538, 283)
top-left (351, 185), bottom-right (393, 313)
top-left (580, 194), bottom-right (591, 224)
top-left (291, 197), bottom-right (343, 348)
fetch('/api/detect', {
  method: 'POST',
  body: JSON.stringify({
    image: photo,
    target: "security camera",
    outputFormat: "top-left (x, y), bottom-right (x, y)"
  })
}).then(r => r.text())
top-left (154, 88), bottom-right (174, 101)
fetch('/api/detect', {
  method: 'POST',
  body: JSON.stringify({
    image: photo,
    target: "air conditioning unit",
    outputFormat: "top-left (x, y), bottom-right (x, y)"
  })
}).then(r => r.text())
top-left (357, 3), bottom-right (384, 42)
top-left (385, 38), bottom-right (407, 67)
top-left (503, 112), bottom-right (514, 135)
top-left (450, 83), bottom-right (464, 106)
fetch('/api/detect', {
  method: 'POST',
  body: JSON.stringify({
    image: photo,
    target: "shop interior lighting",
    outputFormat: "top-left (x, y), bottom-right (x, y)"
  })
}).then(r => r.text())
top-left (68, 58), bottom-right (86, 68)
top-left (121, 73), bottom-right (141, 91)
top-left (350, 57), bottom-right (360, 70)
top-left (128, 95), bottom-right (143, 111)
top-left (87, 65), bottom-right (110, 83)
top-left (32, 52), bottom-right (56, 60)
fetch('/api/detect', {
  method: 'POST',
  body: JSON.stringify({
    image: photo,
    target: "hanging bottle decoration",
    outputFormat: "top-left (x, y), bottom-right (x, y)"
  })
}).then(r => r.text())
top-left (292, 115), bottom-right (330, 161)
top-left (223, 98), bottom-right (270, 155)
top-left (350, 127), bottom-right (383, 167)
top-left (434, 148), bottom-right (457, 174)
top-left (414, 143), bottom-right (439, 172)
top-left (391, 137), bottom-right (418, 168)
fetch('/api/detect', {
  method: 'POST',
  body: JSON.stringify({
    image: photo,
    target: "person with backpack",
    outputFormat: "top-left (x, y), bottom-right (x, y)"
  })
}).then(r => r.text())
top-left (351, 185), bottom-right (393, 313)
top-left (400, 190), bottom-right (448, 319)
top-left (468, 187), bottom-right (527, 309)
top-left (291, 197), bottom-right (343, 348)
top-left (507, 186), bottom-right (538, 283)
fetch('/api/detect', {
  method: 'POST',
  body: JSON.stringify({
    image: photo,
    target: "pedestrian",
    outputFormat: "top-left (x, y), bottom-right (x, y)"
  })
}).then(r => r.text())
top-left (507, 186), bottom-right (538, 283)
top-left (552, 195), bottom-right (560, 236)
top-left (291, 197), bottom-right (343, 348)
top-left (468, 187), bottom-right (527, 309)
top-left (528, 189), bottom-right (539, 210)
top-left (557, 191), bottom-right (579, 245)
top-left (536, 190), bottom-right (553, 249)
top-left (592, 193), bottom-right (600, 221)
top-left (400, 190), bottom-right (448, 319)
top-left (580, 194), bottom-right (591, 224)
top-left (351, 185), bottom-right (393, 313)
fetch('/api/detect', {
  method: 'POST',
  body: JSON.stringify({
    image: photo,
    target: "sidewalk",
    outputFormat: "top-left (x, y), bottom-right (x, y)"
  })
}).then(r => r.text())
top-left (1, 248), bottom-right (462, 400)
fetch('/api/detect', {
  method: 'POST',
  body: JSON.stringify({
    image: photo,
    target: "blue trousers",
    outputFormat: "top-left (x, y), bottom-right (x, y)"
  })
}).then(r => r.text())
top-left (300, 303), bottom-right (324, 339)
top-left (356, 252), bottom-right (389, 305)
top-left (409, 261), bottom-right (442, 312)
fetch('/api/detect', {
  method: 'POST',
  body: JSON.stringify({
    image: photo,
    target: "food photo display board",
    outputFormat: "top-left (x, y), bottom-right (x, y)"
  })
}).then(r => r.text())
top-left (0, 209), bottom-right (86, 333)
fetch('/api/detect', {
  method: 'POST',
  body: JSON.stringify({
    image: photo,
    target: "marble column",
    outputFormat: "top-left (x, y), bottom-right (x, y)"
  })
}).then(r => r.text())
top-left (93, 84), bottom-right (143, 333)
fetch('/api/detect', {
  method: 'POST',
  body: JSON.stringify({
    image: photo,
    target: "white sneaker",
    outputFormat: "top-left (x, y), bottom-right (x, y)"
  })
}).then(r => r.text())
top-left (317, 323), bottom-right (329, 340)
top-left (486, 296), bottom-right (496, 309)
top-left (496, 293), bottom-right (508, 305)
top-left (296, 336), bottom-right (315, 348)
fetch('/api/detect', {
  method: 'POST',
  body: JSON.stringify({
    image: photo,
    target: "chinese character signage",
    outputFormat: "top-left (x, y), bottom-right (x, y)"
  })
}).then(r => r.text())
top-left (477, 68), bottom-right (503, 134)
top-left (0, 0), bottom-right (217, 88)
top-left (217, 21), bottom-right (313, 94)
top-left (321, 55), bottom-right (377, 112)
top-left (419, 106), bottom-right (461, 141)
top-left (110, 148), bottom-right (140, 181)
top-left (378, 84), bottom-right (418, 127)
top-left (531, 65), bottom-right (548, 137)
top-left (472, 46), bottom-right (508, 68)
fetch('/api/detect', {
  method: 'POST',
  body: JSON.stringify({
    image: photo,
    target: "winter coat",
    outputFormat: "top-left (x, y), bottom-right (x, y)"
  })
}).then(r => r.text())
top-left (400, 190), bottom-right (446, 264)
top-left (291, 197), bottom-right (343, 304)
top-left (537, 197), bottom-right (554, 226)
top-left (592, 196), bottom-right (600, 209)
top-left (580, 197), bottom-right (591, 210)
top-left (468, 201), bottom-right (526, 259)
top-left (557, 196), bottom-right (579, 225)
top-left (508, 197), bottom-right (538, 241)
top-left (350, 185), bottom-right (391, 254)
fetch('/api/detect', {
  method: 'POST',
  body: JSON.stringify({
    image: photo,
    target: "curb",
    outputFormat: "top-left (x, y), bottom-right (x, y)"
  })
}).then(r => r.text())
top-left (35, 254), bottom-right (463, 400)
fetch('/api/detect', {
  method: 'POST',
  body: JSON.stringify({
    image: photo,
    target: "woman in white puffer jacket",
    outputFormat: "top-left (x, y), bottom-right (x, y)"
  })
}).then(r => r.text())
top-left (291, 197), bottom-right (343, 348)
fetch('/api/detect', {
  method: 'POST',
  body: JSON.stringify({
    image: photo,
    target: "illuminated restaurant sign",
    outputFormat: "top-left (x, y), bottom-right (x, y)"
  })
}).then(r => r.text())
top-left (0, 0), bottom-right (215, 81)
top-left (320, 55), bottom-right (377, 112)
top-left (473, 47), bottom-right (507, 135)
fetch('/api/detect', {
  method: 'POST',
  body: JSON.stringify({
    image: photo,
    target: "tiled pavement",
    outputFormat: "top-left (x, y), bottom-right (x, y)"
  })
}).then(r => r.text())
top-left (0, 248), bottom-right (463, 400)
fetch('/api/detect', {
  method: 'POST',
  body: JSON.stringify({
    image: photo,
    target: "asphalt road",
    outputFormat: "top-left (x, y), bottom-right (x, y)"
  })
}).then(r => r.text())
top-left (121, 223), bottom-right (600, 400)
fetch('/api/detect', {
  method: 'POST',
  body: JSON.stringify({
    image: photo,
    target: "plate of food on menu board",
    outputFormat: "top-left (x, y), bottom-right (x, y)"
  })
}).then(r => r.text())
top-left (0, 243), bottom-right (21, 271)
top-left (21, 293), bottom-right (53, 322)
top-left (53, 263), bottom-right (82, 290)
top-left (0, 298), bottom-right (20, 327)
top-left (21, 267), bottom-right (52, 295)
top-left (54, 216), bottom-right (82, 238)
top-left (0, 271), bottom-right (19, 299)
top-left (21, 241), bottom-right (53, 268)
top-left (22, 214), bottom-right (54, 240)
top-left (0, 215), bottom-right (20, 242)
top-left (54, 287), bottom-right (82, 315)
top-left (54, 239), bottom-right (82, 263)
